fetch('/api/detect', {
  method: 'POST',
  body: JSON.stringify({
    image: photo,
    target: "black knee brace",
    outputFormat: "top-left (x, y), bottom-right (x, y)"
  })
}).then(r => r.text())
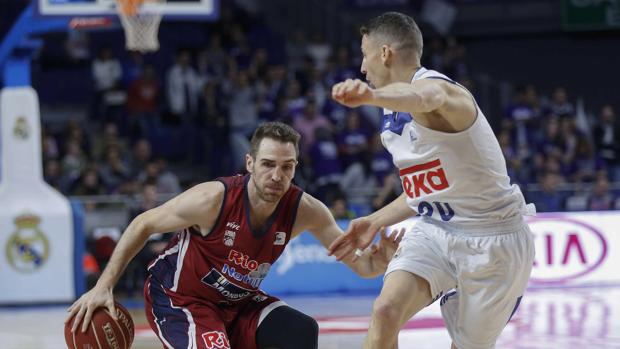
top-left (256, 305), bottom-right (318, 349)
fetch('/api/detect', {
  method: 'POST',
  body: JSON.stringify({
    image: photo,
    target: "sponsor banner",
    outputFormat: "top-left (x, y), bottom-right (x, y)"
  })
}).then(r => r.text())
top-left (525, 212), bottom-right (619, 286)
top-left (263, 211), bottom-right (620, 295)
top-left (261, 220), bottom-right (383, 294)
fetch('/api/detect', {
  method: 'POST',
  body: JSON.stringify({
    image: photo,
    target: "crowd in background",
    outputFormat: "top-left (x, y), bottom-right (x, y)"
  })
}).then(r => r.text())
top-left (16, 2), bottom-right (617, 293)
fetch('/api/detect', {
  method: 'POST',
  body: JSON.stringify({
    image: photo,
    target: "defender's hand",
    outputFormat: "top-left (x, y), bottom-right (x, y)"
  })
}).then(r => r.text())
top-left (370, 227), bottom-right (406, 266)
top-left (328, 216), bottom-right (379, 262)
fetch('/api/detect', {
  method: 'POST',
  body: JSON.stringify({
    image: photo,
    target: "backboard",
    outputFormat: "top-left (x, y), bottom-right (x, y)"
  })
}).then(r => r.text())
top-left (35, 0), bottom-right (219, 20)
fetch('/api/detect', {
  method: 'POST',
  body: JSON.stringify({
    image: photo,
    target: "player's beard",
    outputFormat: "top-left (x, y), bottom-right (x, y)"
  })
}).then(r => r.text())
top-left (251, 173), bottom-right (283, 203)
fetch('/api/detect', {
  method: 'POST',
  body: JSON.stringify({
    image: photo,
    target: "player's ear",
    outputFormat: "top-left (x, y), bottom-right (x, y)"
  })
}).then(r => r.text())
top-left (246, 154), bottom-right (254, 173)
top-left (381, 44), bottom-right (392, 65)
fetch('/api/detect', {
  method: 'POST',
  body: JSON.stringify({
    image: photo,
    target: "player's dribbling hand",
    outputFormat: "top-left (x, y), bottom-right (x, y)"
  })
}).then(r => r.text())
top-left (328, 216), bottom-right (379, 262)
top-left (332, 79), bottom-right (374, 108)
top-left (65, 285), bottom-right (117, 333)
top-left (370, 227), bottom-right (406, 267)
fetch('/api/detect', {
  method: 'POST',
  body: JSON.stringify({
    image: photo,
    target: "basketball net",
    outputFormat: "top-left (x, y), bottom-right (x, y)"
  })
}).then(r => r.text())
top-left (116, 0), bottom-right (164, 52)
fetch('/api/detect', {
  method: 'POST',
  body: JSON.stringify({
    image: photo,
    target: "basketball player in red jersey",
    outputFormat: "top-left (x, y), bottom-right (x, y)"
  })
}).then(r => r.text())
top-left (66, 122), bottom-right (403, 349)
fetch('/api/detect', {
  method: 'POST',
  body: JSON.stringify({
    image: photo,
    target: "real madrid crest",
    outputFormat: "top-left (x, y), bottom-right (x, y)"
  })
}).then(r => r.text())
top-left (6, 213), bottom-right (49, 273)
top-left (13, 116), bottom-right (30, 140)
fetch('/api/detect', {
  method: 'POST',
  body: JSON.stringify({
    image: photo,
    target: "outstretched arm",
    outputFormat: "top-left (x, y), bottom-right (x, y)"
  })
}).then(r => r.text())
top-left (66, 181), bottom-right (224, 332)
top-left (332, 78), bottom-right (476, 131)
top-left (293, 194), bottom-right (403, 278)
top-left (327, 192), bottom-right (415, 261)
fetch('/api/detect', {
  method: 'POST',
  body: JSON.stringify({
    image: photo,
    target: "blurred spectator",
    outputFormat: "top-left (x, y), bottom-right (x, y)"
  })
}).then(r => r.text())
top-left (369, 134), bottom-right (394, 185)
top-left (548, 87), bottom-right (574, 117)
top-left (329, 196), bottom-right (356, 220)
top-left (44, 159), bottom-right (64, 192)
top-left (72, 167), bottom-right (105, 196)
top-left (566, 137), bottom-right (606, 184)
top-left (593, 105), bottom-right (620, 180)
top-left (92, 47), bottom-right (122, 92)
top-left (126, 64), bottom-right (161, 138)
top-left (91, 122), bottom-right (128, 161)
top-left (308, 127), bottom-right (342, 201)
top-left (61, 140), bottom-right (88, 184)
top-left (197, 33), bottom-right (228, 78)
top-left (129, 139), bottom-right (152, 177)
top-left (92, 47), bottom-right (123, 120)
top-left (339, 151), bottom-right (378, 215)
top-left (337, 110), bottom-right (370, 168)
top-left (99, 148), bottom-right (131, 193)
top-left (286, 31), bottom-right (308, 72)
top-left (41, 126), bottom-right (59, 161)
top-left (166, 50), bottom-right (202, 122)
top-left (505, 85), bottom-right (539, 149)
top-left (155, 158), bottom-right (182, 195)
top-left (293, 98), bottom-right (332, 154)
top-left (227, 70), bottom-right (259, 172)
top-left (122, 51), bottom-right (144, 86)
top-left (306, 33), bottom-right (331, 71)
top-left (587, 177), bottom-right (615, 211)
top-left (527, 172), bottom-right (567, 212)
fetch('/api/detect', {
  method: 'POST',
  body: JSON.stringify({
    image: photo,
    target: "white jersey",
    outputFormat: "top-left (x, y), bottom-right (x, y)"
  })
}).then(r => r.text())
top-left (380, 67), bottom-right (529, 225)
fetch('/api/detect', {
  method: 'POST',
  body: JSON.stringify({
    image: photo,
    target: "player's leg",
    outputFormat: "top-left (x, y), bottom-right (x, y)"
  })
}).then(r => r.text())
top-left (255, 305), bottom-right (318, 349)
top-left (363, 223), bottom-right (457, 349)
top-left (442, 224), bottom-right (534, 349)
top-left (364, 270), bottom-right (432, 349)
top-left (232, 293), bottom-right (318, 349)
top-left (144, 276), bottom-right (230, 349)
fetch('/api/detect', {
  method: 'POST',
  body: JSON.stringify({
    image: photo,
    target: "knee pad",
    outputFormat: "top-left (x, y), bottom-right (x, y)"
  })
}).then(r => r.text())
top-left (256, 305), bottom-right (318, 349)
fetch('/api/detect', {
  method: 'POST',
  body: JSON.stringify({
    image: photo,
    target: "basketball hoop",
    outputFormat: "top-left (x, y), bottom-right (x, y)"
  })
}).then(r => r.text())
top-left (116, 0), bottom-right (164, 52)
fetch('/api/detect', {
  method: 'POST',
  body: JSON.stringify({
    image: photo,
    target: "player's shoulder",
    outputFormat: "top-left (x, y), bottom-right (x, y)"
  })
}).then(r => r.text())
top-left (296, 193), bottom-right (331, 224)
top-left (182, 180), bottom-right (225, 207)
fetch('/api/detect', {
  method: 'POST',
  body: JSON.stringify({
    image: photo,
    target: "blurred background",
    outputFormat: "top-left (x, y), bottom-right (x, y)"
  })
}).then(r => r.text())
top-left (1, 1), bottom-right (619, 347)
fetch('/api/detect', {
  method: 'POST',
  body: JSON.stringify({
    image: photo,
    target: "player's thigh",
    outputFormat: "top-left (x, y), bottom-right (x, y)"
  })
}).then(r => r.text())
top-left (144, 278), bottom-right (230, 349)
top-left (447, 227), bottom-right (534, 348)
top-left (385, 224), bottom-right (457, 304)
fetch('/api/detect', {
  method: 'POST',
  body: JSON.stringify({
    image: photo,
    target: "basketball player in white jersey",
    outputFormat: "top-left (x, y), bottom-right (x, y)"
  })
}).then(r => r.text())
top-left (329, 12), bottom-right (535, 349)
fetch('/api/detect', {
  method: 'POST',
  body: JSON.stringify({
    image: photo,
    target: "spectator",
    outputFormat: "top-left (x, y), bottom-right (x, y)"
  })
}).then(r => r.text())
top-left (588, 176), bottom-right (615, 210)
top-left (166, 50), bottom-right (202, 122)
top-left (527, 172), bottom-right (566, 212)
top-left (293, 98), bottom-right (332, 154)
top-left (337, 110), bottom-right (370, 168)
top-left (99, 148), bottom-right (131, 193)
top-left (548, 87), bottom-right (574, 117)
top-left (308, 127), bottom-right (342, 201)
top-left (126, 64), bottom-right (161, 139)
top-left (593, 105), bottom-right (620, 180)
top-left (227, 70), bottom-right (259, 172)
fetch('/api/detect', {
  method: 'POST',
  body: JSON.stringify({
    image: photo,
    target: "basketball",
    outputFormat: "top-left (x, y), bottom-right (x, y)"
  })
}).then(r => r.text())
top-left (64, 302), bottom-right (134, 349)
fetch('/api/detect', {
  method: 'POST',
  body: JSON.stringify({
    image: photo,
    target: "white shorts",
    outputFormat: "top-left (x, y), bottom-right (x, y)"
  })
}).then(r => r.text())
top-left (385, 216), bottom-right (535, 349)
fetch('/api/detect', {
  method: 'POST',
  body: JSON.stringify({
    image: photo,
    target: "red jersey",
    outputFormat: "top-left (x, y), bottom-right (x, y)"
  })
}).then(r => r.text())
top-left (147, 174), bottom-right (303, 304)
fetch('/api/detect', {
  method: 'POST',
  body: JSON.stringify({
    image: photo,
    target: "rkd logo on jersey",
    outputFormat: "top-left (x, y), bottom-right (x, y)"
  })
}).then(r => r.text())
top-left (528, 216), bottom-right (608, 284)
top-left (399, 159), bottom-right (449, 199)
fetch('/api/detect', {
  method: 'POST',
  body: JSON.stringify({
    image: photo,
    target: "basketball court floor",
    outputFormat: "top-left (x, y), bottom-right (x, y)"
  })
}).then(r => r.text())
top-left (2, 286), bottom-right (619, 349)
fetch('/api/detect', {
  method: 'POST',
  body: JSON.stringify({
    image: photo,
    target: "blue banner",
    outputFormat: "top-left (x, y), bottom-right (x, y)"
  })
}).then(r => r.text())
top-left (261, 220), bottom-right (384, 295)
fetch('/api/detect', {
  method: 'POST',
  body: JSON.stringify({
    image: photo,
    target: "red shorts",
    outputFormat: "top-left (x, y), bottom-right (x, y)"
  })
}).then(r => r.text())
top-left (144, 276), bottom-right (283, 349)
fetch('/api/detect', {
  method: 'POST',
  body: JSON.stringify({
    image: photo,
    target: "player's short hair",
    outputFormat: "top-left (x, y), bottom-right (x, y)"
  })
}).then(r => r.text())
top-left (250, 122), bottom-right (300, 158)
top-left (360, 11), bottom-right (423, 59)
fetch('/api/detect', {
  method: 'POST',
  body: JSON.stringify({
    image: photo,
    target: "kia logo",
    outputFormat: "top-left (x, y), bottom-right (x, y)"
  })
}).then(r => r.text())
top-left (527, 216), bottom-right (608, 284)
